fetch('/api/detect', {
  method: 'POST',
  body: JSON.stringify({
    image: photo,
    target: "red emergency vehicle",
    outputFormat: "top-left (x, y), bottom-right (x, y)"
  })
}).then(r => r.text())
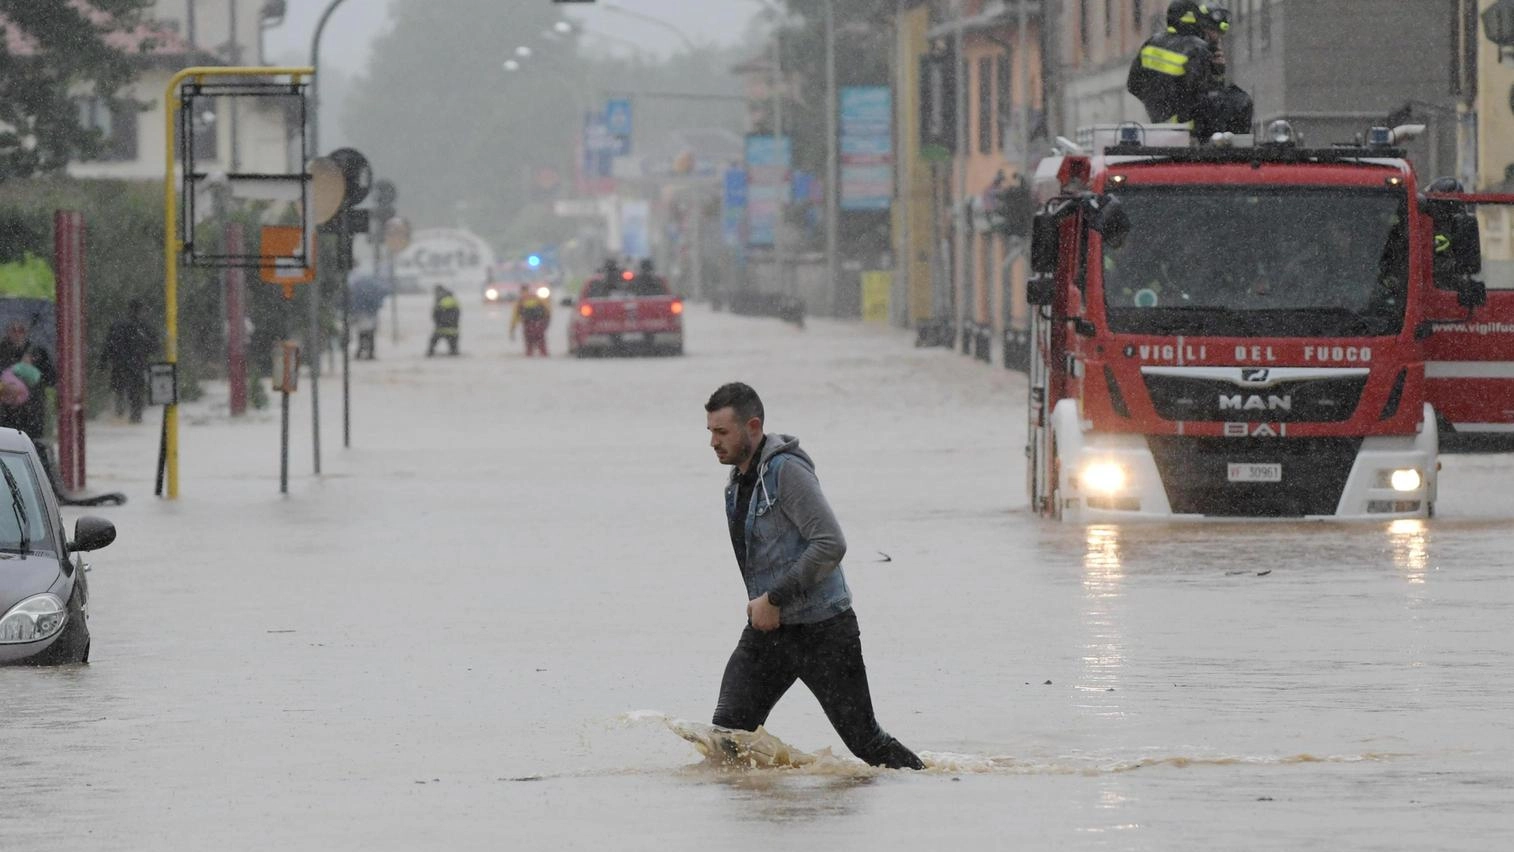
top-left (1027, 122), bottom-right (1514, 520)
top-left (568, 269), bottom-right (685, 357)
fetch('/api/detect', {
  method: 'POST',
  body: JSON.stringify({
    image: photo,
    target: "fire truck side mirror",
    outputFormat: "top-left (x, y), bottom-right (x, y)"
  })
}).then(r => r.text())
top-left (1448, 212), bottom-right (1482, 275)
top-left (1026, 275), bottom-right (1055, 306)
top-left (1458, 277), bottom-right (1487, 310)
top-left (1030, 213), bottom-right (1060, 274)
top-left (1086, 194), bottom-right (1131, 247)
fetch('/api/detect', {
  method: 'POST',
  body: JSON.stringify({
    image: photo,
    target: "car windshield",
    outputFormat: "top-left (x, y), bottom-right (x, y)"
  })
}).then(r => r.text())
top-left (0, 452), bottom-right (52, 554)
top-left (1101, 187), bottom-right (1410, 337)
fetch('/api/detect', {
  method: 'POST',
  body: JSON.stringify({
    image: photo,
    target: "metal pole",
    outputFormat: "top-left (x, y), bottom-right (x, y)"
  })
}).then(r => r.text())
top-left (953, 4), bottom-right (968, 347)
top-left (307, 0), bottom-right (348, 477)
top-left (689, 189), bottom-right (703, 298)
top-left (342, 229), bottom-right (351, 448)
top-left (771, 20), bottom-right (787, 299)
top-left (389, 247), bottom-right (399, 344)
top-left (893, 0), bottom-right (910, 328)
top-left (280, 385), bottom-right (290, 494)
top-left (824, 0), bottom-right (840, 318)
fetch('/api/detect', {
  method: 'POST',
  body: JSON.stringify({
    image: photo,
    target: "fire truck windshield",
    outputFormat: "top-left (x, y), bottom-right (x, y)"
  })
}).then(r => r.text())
top-left (1101, 187), bottom-right (1409, 337)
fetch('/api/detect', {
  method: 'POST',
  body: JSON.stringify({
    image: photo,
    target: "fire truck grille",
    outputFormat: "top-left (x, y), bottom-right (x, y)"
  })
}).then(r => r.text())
top-left (1142, 374), bottom-right (1368, 423)
top-left (1146, 436), bottom-right (1362, 517)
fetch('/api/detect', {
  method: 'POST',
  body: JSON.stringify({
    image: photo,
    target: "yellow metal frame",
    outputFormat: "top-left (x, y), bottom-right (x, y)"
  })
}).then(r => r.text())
top-left (162, 66), bottom-right (312, 499)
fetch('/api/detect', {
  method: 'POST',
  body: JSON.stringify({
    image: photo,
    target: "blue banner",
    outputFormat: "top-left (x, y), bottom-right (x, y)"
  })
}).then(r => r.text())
top-left (722, 167), bottom-right (747, 247)
top-left (744, 135), bottom-right (791, 247)
top-left (840, 86), bottom-right (893, 211)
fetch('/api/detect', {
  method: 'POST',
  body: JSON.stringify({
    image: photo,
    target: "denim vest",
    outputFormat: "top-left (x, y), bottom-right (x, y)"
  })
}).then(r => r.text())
top-left (725, 452), bottom-right (852, 625)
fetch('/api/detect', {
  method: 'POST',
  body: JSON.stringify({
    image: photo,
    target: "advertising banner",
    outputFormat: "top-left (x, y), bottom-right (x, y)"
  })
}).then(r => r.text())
top-left (744, 135), bottom-right (791, 247)
top-left (840, 86), bottom-right (893, 211)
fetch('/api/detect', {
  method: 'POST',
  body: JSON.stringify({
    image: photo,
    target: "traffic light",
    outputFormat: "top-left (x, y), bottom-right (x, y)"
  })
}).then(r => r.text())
top-left (527, 254), bottom-right (542, 268)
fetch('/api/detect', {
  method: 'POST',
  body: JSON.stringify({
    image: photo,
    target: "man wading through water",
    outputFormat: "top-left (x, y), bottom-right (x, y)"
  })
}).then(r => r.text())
top-left (704, 382), bottom-right (924, 769)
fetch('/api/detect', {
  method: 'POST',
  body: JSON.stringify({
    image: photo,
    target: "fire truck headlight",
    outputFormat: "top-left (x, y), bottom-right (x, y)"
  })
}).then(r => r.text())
top-left (1389, 468), bottom-right (1422, 492)
top-left (1080, 461), bottom-right (1128, 496)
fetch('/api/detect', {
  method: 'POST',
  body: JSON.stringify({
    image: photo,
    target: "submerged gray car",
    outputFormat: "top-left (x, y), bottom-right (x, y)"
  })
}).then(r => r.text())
top-left (0, 429), bottom-right (115, 665)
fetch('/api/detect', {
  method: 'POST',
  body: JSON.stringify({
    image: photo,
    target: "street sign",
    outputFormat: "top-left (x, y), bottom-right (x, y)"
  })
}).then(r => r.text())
top-left (374, 178), bottom-right (397, 207)
top-left (259, 225), bottom-right (315, 298)
top-left (147, 362), bottom-right (178, 406)
top-left (384, 217), bottom-right (412, 253)
top-left (605, 98), bottom-right (633, 136)
top-left (328, 147), bottom-right (372, 207)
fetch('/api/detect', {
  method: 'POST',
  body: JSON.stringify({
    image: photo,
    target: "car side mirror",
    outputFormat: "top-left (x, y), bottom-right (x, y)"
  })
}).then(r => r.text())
top-left (69, 516), bottom-right (115, 552)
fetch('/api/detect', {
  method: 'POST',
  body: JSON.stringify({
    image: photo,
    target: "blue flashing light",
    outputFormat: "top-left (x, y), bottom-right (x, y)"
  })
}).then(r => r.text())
top-left (527, 254), bottom-right (542, 268)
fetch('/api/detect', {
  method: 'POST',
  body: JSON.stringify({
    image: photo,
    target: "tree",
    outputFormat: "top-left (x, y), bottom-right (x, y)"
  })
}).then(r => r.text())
top-left (339, 0), bottom-right (743, 249)
top-left (0, 0), bottom-right (152, 181)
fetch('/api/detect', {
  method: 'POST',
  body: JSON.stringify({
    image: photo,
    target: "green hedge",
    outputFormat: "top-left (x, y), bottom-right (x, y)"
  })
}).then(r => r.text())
top-left (1, 176), bottom-right (341, 417)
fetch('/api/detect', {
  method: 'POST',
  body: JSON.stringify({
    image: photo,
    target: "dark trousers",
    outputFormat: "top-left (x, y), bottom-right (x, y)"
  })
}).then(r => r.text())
top-left (113, 376), bottom-right (145, 423)
top-left (523, 319), bottom-right (548, 357)
top-left (712, 609), bottom-right (923, 769)
top-left (426, 330), bottom-right (458, 356)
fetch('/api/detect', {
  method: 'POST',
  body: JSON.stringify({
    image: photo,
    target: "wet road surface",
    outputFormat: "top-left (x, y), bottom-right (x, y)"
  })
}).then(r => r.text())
top-left (3, 297), bottom-right (1512, 850)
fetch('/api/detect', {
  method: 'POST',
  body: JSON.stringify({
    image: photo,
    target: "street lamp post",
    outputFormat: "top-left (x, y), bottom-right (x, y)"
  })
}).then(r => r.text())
top-left (824, 0), bottom-right (839, 315)
top-left (600, 2), bottom-right (698, 52)
top-left (306, 0), bottom-right (350, 477)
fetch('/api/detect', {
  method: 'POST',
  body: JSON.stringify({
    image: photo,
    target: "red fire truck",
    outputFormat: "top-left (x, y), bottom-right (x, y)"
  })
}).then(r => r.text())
top-left (1026, 122), bottom-right (1514, 520)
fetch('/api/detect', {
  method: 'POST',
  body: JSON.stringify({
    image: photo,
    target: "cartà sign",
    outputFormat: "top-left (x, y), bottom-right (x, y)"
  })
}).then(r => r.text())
top-left (393, 228), bottom-right (497, 288)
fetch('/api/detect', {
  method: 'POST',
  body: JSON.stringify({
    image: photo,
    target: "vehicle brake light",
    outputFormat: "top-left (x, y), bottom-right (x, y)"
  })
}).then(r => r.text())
top-left (579, 303), bottom-right (593, 317)
top-left (670, 300), bottom-right (684, 315)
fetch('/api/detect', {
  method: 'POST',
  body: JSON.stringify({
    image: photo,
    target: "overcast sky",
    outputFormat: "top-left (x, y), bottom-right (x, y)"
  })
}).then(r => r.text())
top-left (262, 0), bottom-right (764, 75)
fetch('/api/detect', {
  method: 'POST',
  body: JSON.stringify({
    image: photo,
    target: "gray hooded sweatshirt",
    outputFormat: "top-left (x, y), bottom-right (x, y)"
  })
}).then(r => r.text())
top-left (724, 434), bottom-right (853, 625)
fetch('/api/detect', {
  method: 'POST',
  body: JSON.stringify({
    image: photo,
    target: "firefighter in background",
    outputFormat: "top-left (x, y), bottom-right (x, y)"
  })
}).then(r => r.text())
top-left (426, 285), bottom-right (461, 357)
top-left (510, 284), bottom-right (552, 357)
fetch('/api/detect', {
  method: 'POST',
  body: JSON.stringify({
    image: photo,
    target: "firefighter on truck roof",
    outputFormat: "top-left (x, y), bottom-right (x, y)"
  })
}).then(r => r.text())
top-left (1127, 2), bottom-right (1252, 140)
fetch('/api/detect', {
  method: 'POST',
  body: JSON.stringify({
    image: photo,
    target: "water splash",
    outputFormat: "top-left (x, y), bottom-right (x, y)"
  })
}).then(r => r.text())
top-left (619, 711), bottom-right (1400, 777)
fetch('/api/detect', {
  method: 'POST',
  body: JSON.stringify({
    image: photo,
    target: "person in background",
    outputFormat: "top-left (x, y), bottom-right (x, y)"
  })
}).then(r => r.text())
top-left (99, 299), bottom-right (156, 423)
top-left (510, 284), bottom-right (552, 357)
top-left (426, 285), bottom-right (461, 357)
top-left (0, 319), bottom-right (58, 488)
top-left (349, 276), bottom-right (387, 361)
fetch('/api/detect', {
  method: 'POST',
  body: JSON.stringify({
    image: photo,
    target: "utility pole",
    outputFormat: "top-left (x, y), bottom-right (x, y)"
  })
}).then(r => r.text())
top-left (824, 0), bottom-right (839, 316)
top-left (893, 0), bottom-right (909, 328)
top-left (953, 1), bottom-right (968, 349)
top-left (307, 0), bottom-right (350, 476)
top-left (771, 19), bottom-right (787, 299)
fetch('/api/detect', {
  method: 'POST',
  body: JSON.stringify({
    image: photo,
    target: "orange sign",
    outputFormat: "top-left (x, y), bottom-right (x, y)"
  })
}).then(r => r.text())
top-left (259, 225), bottom-right (315, 299)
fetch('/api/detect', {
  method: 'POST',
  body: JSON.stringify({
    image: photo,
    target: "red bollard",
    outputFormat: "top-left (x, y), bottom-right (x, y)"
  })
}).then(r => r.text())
top-left (54, 210), bottom-right (86, 494)
top-left (226, 223), bottom-right (247, 416)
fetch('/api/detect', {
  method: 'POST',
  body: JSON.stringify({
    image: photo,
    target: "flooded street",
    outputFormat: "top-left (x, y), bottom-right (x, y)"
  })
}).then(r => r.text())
top-left (4, 299), bottom-right (1513, 850)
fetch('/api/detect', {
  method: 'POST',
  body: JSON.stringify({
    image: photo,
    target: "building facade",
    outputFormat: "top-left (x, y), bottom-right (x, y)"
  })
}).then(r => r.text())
top-left (1054, 0), bottom-right (1463, 182)
top-left (65, 0), bottom-right (294, 182)
top-left (894, 0), bottom-right (1043, 366)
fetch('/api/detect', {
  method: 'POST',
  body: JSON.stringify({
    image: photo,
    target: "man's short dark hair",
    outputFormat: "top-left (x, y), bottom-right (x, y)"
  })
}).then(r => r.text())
top-left (705, 382), bottom-right (764, 425)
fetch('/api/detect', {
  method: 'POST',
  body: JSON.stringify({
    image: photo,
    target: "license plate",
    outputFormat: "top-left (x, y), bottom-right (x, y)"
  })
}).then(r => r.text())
top-left (1228, 462), bottom-right (1282, 483)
